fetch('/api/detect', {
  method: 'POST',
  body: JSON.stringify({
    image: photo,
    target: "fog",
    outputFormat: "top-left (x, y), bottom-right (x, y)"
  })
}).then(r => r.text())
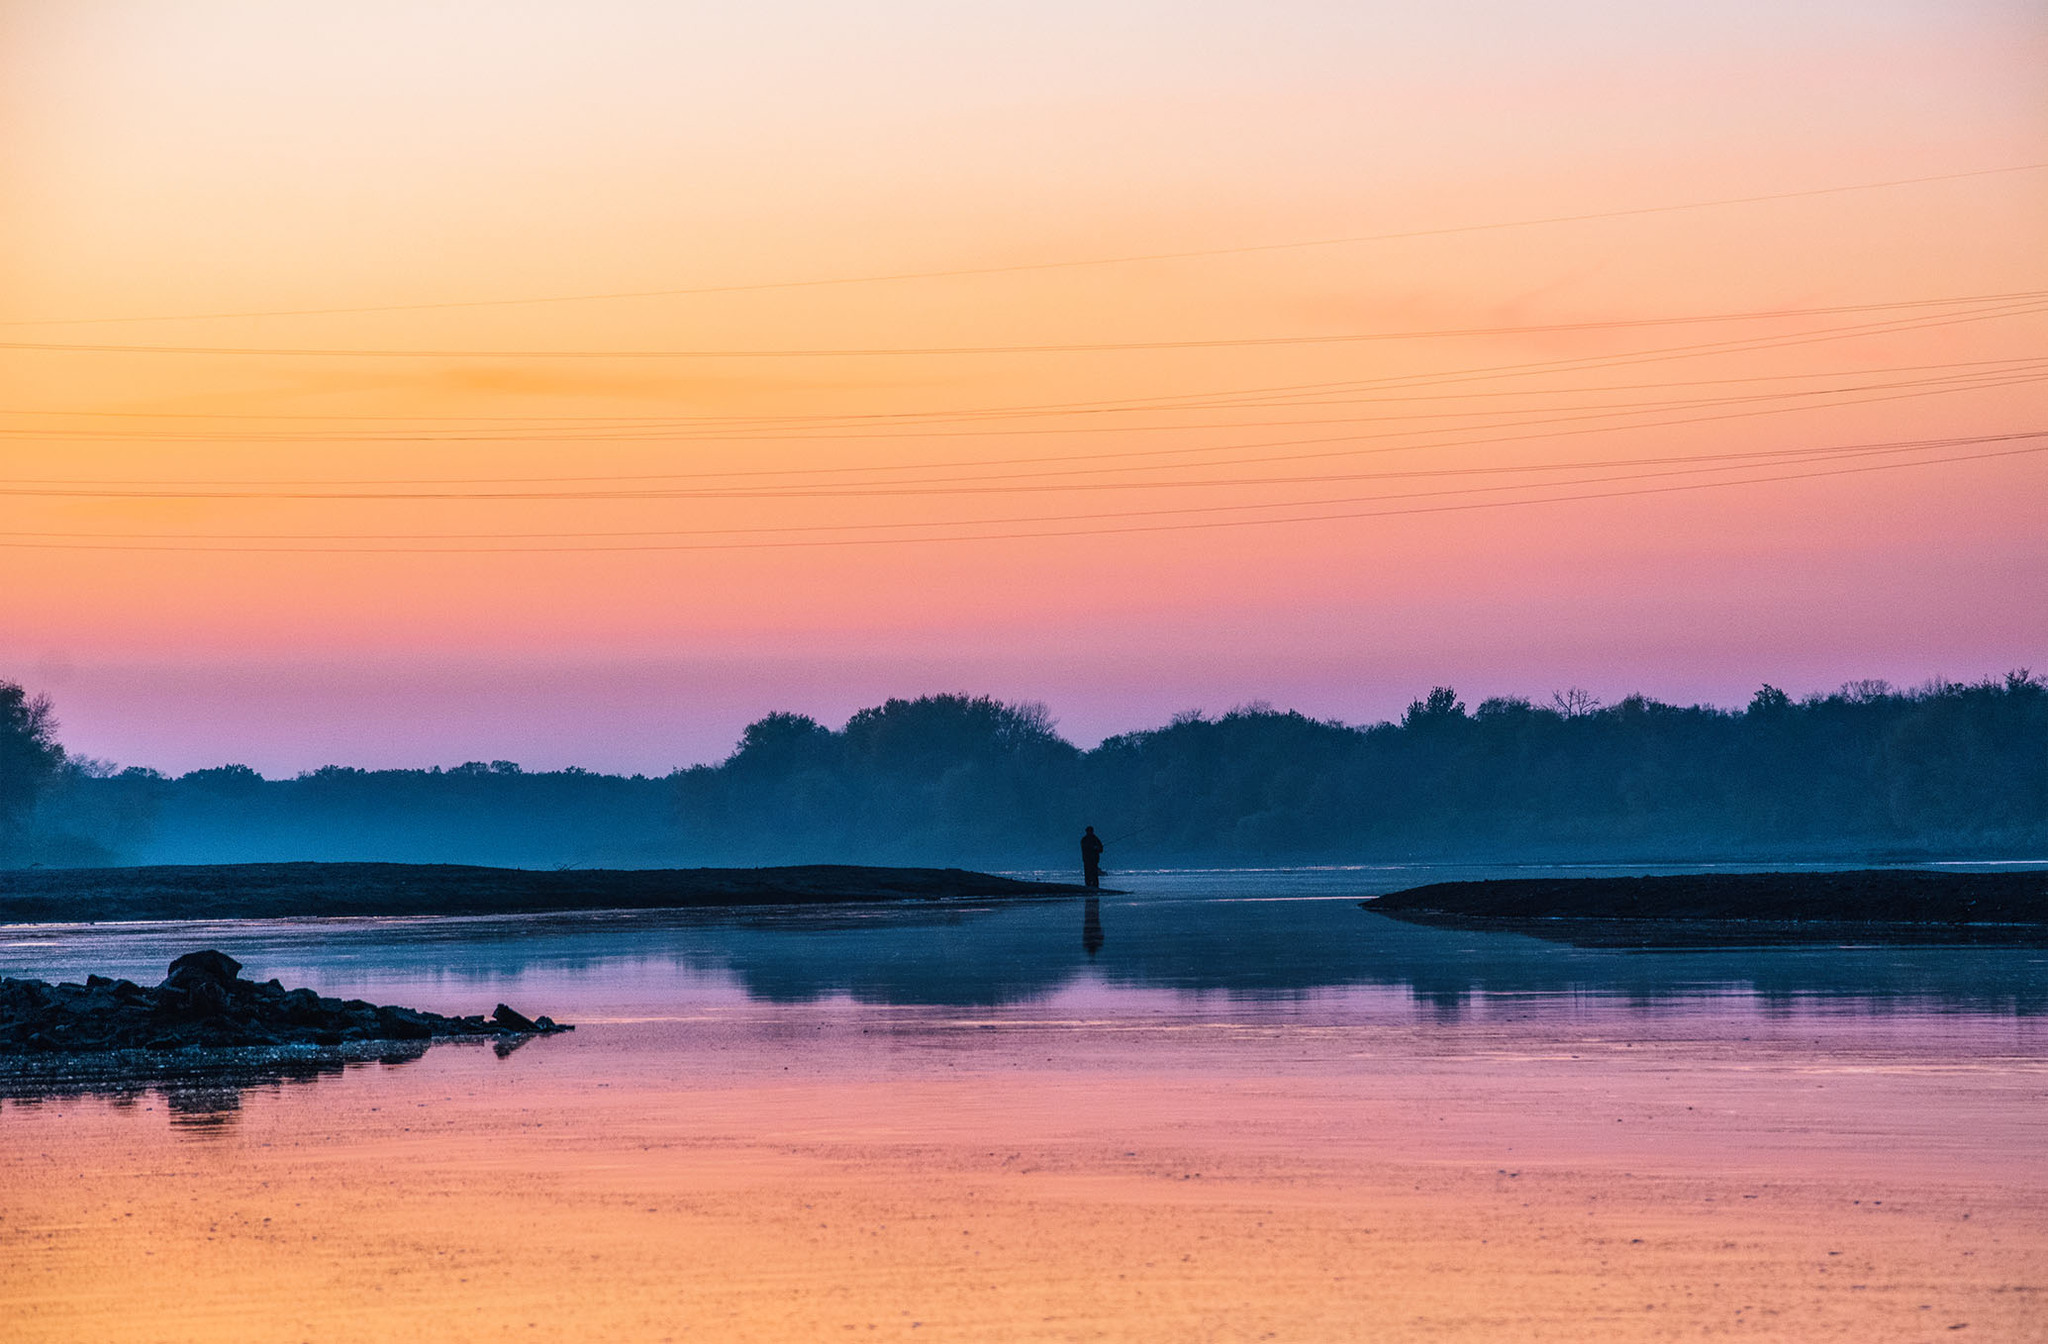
top-left (5, 675), bottom-right (2043, 870)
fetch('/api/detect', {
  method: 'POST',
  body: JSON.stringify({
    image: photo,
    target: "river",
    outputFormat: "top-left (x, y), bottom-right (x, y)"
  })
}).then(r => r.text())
top-left (2, 865), bottom-right (2043, 1341)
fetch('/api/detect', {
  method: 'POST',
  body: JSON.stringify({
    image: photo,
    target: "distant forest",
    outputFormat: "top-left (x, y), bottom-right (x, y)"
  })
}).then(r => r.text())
top-left (2, 674), bottom-right (2043, 870)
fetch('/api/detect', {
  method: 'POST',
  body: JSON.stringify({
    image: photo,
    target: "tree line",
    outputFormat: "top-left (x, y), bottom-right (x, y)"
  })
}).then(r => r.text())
top-left (2, 674), bottom-right (2043, 869)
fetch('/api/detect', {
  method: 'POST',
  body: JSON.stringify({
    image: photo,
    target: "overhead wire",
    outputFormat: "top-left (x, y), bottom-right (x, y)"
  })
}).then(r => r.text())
top-left (2, 433), bottom-right (2038, 552)
top-left (1, 433), bottom-right (2019, 542)
top-left (0, 160), bottom-right (2033, 563)
top-left (4, 307), bottom-right (2038, 463)
top-left (6, 353), bottom-right (2041, 429)
top-left (5, 359), bottom-right (2040, 450)
top-left (0, 301), bottom-right (2039, 498)
top-left (3, 363), bottom-right (2039, 501)
top-left (0, 292), bottom-right (2039, 360)
top-left (3, 160), bottom-right (2041, 329)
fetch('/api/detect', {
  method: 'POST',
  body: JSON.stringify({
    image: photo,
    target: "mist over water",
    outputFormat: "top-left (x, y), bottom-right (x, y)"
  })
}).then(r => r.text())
top-left (13, 680), bottom-right (2046, 870)
top-left (7, 867), bottom-right (2043, 1020)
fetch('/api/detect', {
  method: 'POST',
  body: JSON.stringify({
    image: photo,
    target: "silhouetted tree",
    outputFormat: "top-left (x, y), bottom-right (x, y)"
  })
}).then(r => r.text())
top-left (727, 712), bottom-right (834, 775)
top-left (1549, 687), bottom-right (1601, 718)
top-left (0, 681), bottom-right (65, 861)
top-left (9, 674), bottom-right (2046, 867)
top-left (1748, 684), bottom-right (1792, 716)
top-left (1405, 686), bottom-right (1468, 726)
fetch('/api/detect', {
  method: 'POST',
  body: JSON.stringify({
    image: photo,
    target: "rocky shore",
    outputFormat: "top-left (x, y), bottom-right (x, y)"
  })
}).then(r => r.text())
top-left (0, 950), bottom-right (571, 1054)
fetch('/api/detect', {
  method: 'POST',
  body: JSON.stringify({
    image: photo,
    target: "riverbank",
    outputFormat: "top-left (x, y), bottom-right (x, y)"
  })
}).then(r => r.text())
top-left (1365, 868), bottom-right (2048, 944)
top-left (0, 862), bottom-right (1093, 924)
top-left (0, 949), bottom-right (570, 1054)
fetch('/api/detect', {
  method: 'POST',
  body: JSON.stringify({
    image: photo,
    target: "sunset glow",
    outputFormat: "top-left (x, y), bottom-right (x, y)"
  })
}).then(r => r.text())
top-left (3, 0), bottom-right (2043, 772)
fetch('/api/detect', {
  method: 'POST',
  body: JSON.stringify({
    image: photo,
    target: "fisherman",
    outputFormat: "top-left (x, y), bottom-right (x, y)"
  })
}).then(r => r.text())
top-left (1080, 825), bottom-right (1104, 890)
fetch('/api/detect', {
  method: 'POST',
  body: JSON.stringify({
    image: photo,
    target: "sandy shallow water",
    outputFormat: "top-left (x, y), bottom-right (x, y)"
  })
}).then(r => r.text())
top-left (2, 870), bottom-right (2043, 1341)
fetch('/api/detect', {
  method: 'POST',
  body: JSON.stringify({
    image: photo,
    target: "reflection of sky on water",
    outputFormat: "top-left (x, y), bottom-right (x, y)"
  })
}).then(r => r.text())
top-left (4, 866), bottom-right (2045, 1135)
top-left (0, 1040), bottom-right (445, 1130)
top-left (3, 867), bottom-right (2043, 1019)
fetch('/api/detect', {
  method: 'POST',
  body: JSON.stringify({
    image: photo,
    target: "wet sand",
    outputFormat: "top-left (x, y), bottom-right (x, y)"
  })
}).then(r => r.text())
top-left (4, 1003), bottom-right (2042, 1342)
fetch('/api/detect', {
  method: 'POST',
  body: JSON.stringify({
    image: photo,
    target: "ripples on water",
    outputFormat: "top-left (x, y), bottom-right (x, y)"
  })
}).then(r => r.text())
top-left (3, 865), bottom-right (2043, 1125)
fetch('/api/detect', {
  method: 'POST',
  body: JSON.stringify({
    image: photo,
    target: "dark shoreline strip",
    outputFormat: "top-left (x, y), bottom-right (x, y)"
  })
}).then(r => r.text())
top-left (1363, 869), bottom-right (2048, 944)
top-left (0, 861), bottom-right (1094, 925)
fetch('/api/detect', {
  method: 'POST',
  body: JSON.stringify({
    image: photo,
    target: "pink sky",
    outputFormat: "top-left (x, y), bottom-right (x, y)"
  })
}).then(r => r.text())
top-left (2, 1), bottom-right (2043, 773)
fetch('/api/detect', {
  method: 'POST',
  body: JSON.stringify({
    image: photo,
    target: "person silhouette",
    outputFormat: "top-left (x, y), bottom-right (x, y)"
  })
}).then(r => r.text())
top-left (1081, 826), bottom-right (1104, 890)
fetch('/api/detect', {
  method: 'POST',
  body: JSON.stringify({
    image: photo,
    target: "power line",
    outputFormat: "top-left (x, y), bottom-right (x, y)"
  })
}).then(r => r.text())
top-left (2, 352), bottom-right (2039, 429)
top-left (1, 435), bottom-right (2008, 543)
top-left (0, 297), bottom-right (2034, 491)
top-left (5, 336), bottom-right (2036, 450)
top-left (4, 370), bottom-right (2031, 495)
top-left (3, 362), bottom-right (2035, 502)
top-left (1155, 300), bottom-right (2048, 407)
top-left (4, 161), bottom-right (2041, 329)
top-left (14, 291), bottom-right (2018, 460)
top-left (6, 358), bottom-right (2037, 448)
top-left (2, 292), bottom-right (2037, 360)
top-left (3, 434), bottom-right (2036, 552)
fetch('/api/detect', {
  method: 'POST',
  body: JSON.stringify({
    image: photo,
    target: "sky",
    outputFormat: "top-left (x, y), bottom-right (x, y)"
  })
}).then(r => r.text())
top-left (1, 0), bottom-right (2044, 774)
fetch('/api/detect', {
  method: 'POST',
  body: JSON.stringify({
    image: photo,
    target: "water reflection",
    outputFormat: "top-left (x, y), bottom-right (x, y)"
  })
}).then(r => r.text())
top-left (1081, 896), bottom-right (1103, 958)
top-left (1, 869), bottom-right (2044, 1016)
top-left (2, 873), bottom-right (2045, 1127)
top-left (620, 899), bottom-right (2048, 1012)
top-left (0, 1041), bottom-right (437, 1133)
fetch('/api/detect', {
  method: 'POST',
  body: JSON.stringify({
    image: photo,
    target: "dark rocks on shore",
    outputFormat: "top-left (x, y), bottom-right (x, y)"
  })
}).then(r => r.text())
top-left (0, 949), bottom-right (571, 1054)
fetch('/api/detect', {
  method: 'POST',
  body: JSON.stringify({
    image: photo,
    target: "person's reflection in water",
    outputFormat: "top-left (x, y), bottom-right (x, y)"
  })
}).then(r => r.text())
top-left (1082, 896), bottom-right (1104, 958)
top-left (1414, 985), bottom-right (1469, 1021)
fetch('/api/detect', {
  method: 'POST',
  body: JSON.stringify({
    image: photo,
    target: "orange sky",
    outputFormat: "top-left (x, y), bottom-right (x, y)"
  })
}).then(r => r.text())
top-left (2, 0), bottom-right (2044, 771)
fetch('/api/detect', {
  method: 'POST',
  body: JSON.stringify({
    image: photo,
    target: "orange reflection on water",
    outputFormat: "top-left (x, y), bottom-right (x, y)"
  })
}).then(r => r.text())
top-left (2, 1012), bottom-right (2043, 1341)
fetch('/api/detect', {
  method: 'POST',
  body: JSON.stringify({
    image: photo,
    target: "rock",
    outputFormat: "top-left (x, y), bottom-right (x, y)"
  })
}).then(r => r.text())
top-left (0, 951), bottom-right (572, 1055)
top-left (165, 949), bottom-right (243, 987)
top-left (5, 979), bottom-right (50, 1008)
top-left (375, 1006), bottom-right (436, 1041)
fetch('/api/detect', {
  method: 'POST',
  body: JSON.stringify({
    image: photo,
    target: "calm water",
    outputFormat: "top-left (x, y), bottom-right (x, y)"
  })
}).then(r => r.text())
top-left (4, 866), bottom-right (2045, 1341)
top-left (3, 864), bottom-right (2044, 1017)
top-left (1, 864), bottom-right (2042, 1113)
